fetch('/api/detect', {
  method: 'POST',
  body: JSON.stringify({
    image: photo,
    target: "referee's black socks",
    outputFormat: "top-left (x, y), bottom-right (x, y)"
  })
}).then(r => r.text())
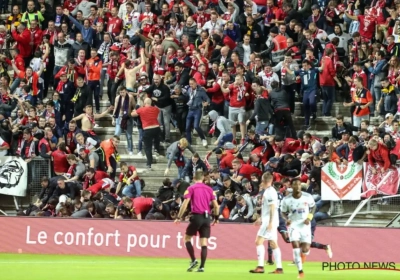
top-left (185, 241), bottom-right (196, 262)
top-left (200, 246), bottom-right (207, 268)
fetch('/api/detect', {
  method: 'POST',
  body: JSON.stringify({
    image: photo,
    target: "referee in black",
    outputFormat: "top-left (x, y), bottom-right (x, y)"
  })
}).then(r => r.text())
top-left (174, 170), bottom-right (219, 272)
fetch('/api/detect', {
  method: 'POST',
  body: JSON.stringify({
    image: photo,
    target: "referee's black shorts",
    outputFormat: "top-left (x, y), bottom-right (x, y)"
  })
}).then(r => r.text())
top-left (186, 214), bottom-right (211, 238)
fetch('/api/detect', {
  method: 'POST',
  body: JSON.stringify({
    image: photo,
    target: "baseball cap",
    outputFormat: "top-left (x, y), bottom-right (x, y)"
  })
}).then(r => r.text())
top-left (171, 178), bottom-right (181, 187)
top-left (269, 157), bottom-right (279, 164)
top-left (224, 142), bottom-right (235, 150)
top-left (138, 72), bottom-right (148, 80)
top-left (385, 113), bottom-right (394, 119)
top-left (110, 45), bottom-right (121, 52)
top-left (300, 153), bottom-right (312, 162)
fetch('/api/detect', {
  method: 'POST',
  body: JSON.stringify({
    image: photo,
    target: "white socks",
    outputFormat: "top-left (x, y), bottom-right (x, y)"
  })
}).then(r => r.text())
top-left (273, 248), bottom-right (282, 269)
top-left (256, 245), bottom-right (265, 267)
top-left (293, 248), bottom-right (302, 271)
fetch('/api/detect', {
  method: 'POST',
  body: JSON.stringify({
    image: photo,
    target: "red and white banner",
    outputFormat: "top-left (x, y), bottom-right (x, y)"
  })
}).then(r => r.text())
top-left (1, 217), bottom-right (400, 262)
top-left (321, 162), bottom-right (363, 201)
top-left (362, 163), bottom-right (400, 198)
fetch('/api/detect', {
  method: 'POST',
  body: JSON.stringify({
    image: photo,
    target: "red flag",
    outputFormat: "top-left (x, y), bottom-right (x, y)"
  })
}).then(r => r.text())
top-left (362, 164), bottom-right (400, 198)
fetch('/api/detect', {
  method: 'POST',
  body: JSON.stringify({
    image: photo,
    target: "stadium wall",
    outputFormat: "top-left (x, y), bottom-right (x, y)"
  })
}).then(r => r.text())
top-left (1, 217), bottom-right (399, 262)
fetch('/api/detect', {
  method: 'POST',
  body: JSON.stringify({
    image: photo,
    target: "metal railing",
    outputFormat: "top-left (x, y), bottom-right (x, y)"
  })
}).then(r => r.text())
top-left (27, 157), bottom-right (52, 204)
top-left (326, 195), bottom-right (400, 226)
top-left (0, 157), bottom-right (52, 213)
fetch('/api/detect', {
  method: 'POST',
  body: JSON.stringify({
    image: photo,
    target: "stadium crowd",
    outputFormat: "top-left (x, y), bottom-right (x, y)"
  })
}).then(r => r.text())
top-left (0, 0), bottom-right (395, 227)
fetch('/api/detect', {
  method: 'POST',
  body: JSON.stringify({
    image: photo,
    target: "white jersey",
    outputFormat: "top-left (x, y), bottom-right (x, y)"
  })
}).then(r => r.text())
top-left (258, 71), bottom-right (280, 91)
top-left (261, 187), bottom-right (279, 225)
top-left (281, 192), bottom-right (315, 227)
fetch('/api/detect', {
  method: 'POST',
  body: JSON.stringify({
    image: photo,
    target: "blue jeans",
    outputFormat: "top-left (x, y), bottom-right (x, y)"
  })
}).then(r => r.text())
top-left (218, 133), bottom-right (233, 147)
top-left (167, 153), bottom-right (187, 179)
top-left (315, 212), bottom-right (330, 222)
top-left (370, 86), bottom-right (382, 115)
top-left (224, 101), bottom-right (229, 118)
top-left (186, 109), bottom-right (205, 144)
top-left (321, 86), bottom-right (335, 116)
top-left (10, 78), bottom-right (21, 94)
top-left (122, 180), bottom-right (142, 198)
top-left (303, 89), bottom-right (316, 125)
top-left (115, 116), bottom-right (133, 152)
top-left (255, 121), bottom-right (269, 135)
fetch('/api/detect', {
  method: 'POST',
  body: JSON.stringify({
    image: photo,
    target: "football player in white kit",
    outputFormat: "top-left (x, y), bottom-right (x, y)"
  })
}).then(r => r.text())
top-left (281, 178), bottom-right (316, 279)
top-left (249, 173), bottom-right (283, 274)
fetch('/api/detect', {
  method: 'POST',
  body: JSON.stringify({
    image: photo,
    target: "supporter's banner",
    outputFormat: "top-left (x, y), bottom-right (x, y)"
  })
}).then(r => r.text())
top-left (1, 217), bottom-right (400, 262)
top-left (0, 157), bottom-right (28, 197)
top-left (321, 162), bottom-right (363, 200)
top-left (362, 163), bottom-right (400, 198)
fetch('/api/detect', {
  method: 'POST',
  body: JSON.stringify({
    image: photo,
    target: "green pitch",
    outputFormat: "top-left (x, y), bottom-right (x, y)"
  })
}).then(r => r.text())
top-left (0, 253), bottom-right (399, 280)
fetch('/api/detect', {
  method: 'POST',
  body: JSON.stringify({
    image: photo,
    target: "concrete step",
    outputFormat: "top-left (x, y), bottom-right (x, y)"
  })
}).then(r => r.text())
top-left (95, 126), bottom-right (334, 142)
top-left (91, 99), bottom-right (351, 115)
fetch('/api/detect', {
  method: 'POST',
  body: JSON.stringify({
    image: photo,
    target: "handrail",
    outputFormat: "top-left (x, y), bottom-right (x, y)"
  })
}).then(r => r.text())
top-left (344, 194), bottom-right (400, 226)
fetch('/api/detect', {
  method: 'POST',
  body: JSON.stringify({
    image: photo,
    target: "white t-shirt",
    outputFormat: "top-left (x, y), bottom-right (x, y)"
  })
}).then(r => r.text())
top-left (242, 44), bottom-right (251, 66)
top-left (281, 192), bottom-right (315, 227)
top-left (77, 137), bottom-right (98, 152)
top-left (261, 187), bottom-right (279, 225)
top-left (202, 19), bottom-right (226, 34)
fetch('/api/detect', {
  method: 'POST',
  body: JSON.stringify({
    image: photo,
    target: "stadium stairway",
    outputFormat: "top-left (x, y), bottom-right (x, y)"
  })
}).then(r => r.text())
top-left (90, 99), bottom-right (381, 195)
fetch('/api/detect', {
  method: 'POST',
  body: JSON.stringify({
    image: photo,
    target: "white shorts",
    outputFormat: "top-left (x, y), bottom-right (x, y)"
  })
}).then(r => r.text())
top-left (257, 222), bottom-right (278, 241)
top-left (288, 224), bottom-right (312, 244)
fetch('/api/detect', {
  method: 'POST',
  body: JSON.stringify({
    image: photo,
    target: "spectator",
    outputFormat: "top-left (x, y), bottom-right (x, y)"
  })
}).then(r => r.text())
top-left (268, 81), bottom-right (296, 138)
top-left (131, 98), bottom-right (161, 171)
top-left (181, 153), bottom-right (208, 183)
top-left (117, 162), bottom-right (143, 198)
top-left (367, 139), bottom-right (391, 173)
top-left (185, 78), bottom-right (210, 146)
top-left (343, 76), bottom-right (373, 128)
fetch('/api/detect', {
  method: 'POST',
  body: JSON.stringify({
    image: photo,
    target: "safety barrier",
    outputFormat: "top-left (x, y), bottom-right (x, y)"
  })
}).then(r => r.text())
top-left (0, 217), bottom-right (400, 262)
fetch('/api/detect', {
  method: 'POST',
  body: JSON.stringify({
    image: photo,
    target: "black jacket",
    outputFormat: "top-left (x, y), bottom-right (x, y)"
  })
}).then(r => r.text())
top-left (144, 83), bottom-right (173, 108)
top-left (52, 183), bottom-right (80, 200)
top-left (300, 38), bottom-right (324, 59)
top-left (234, 42), bottom-right (256, 63)
top-left (182, 158), bottom-right (208, 179)
top-left (336, 144), bottom-right (366, 162)
top-left (93, 31), bottom-right (105, 49)
top-left (281, 158), bottom-right (301, 177)
top-left (269, 88), bottom-right (290, 110)
top-left (331, 123), bottom-right (358, 140)
top-left (250, 96), bottom-right (273, 122)
top-left (68, 40), bottom-right (91, 60)
top-left (38, 185), bottom-right (56, 206)
top-left (73, 84), bottom-right (93, 115)
top-left (166, 68), bottom-right (190, 87)
top-left (240, 23), bottom-right (263, 48)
